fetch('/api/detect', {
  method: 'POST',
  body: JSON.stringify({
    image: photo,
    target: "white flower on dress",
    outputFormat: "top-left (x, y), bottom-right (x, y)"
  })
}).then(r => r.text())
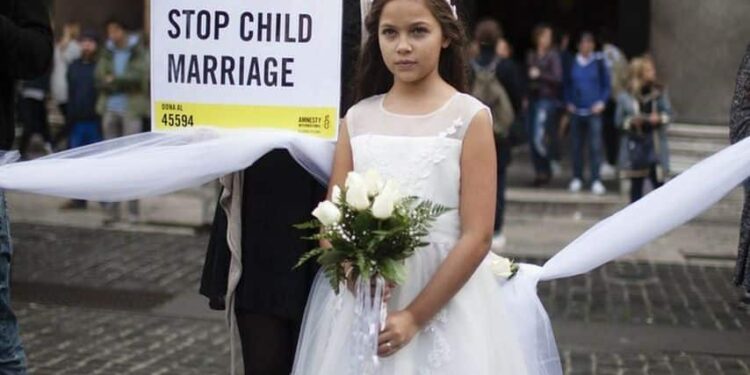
top-left (438, 117), bottom-right (465, 138)
top-left (490, 254), bottom-right (518, 280)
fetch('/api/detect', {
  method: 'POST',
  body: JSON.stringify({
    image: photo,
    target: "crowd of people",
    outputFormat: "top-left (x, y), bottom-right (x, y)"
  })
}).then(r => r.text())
top-left (467, 19), bottom-right (673, 205)
top-left (16, 19), bottom-right (150, 222)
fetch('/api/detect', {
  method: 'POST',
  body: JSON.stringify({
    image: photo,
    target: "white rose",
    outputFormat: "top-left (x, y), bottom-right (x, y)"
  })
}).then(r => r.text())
top-left (490, 255), bottom-right (514, 279)
top-left (312, 201), bottom-right (341, 226)
top-left (345, 172), bottom-right (370, 211)
top-left (331, 185), bottom-right (343, 203)
top-left (371, 180), bottom-right (401, 219)
top-left (364, 169), bottom-right (384, 197)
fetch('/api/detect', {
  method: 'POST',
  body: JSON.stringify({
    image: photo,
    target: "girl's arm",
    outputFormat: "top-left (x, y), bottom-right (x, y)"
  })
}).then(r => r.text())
top-left (319, 118), bottom-right (354, 251)
top-left (327, 118), bottom-right (354, 203)
top-left (378, 109), bottom-right (496, 355)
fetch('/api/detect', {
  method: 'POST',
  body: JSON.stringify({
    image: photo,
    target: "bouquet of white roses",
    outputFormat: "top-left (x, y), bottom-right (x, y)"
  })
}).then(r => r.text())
top-left (294, 169), bottom-right (451, 293)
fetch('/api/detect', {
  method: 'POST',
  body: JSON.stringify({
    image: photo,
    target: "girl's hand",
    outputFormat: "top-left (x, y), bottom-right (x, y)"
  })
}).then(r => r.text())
top-left (377, 310), bottom-right (420, 357)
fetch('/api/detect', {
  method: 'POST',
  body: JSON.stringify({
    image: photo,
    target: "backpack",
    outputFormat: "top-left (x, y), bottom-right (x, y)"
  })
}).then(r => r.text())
top-left (471, 58), bottom-right (515, 138)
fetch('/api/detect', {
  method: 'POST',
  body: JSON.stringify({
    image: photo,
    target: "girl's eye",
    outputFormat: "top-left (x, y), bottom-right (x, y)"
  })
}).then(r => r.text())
top-left (411, 27), bottom-right (429, 36)
top-left (381, 29), bottom-right (396, 37)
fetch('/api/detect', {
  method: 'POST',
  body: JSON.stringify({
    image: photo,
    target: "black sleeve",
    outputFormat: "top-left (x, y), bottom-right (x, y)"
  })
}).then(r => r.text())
top-left (0, 0), bottom-right (53, 79)
top-left (730, 45), bottom-right (750, 144)
top-left (340, 0), bottom-right (362, 114)
top-left (199, 192), bottom-right (231, 310)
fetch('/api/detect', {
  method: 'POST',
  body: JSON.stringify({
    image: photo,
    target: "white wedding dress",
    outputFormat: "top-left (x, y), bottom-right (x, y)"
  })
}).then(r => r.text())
top-left (292, 93), bottom-right (543, 374)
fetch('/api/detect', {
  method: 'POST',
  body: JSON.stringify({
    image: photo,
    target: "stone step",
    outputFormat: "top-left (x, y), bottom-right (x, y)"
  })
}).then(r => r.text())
top-left (504, 186), bottom-right (743, 225)
top-left (505, 187), bottom-right (626, 220)
top-left (669, 139), bottom-right (727, 157)
top-left (667, 123), bottom-right (729, 140)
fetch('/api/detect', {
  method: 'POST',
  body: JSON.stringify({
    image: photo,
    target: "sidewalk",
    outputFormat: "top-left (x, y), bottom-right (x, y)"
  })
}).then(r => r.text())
top-left (5, 183), bottom-right (750, 374)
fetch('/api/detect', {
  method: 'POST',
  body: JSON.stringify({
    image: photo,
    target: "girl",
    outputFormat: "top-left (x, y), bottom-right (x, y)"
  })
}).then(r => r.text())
top-left (292, 0), bottom-right (537, 373)
top-left (615, 56), bottom-right (672, 203)
top-left (199, 2), bottom-right (363, 374)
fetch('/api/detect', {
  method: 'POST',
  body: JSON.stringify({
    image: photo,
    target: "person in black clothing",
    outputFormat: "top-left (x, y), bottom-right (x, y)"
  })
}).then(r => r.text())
top-left (730, 44), bottom-right (750, 306)
top-left (60, 31), bottom-right (103, 210)
top-left (199, 2), bottom-right (362, 374)
top-left (470, 19), bottom-right (524, 251)
top-left (0, 0), bottom-right (53, 372)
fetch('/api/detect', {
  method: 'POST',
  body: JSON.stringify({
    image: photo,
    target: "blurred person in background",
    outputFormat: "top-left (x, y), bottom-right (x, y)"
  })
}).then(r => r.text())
top-left (496, 37), bottom-right (513, 60)
top-left (95, 18), bottom-right (149, 224)
top-left (600, 28), bottom-right (629, 179)
top-left (615, 56), bottom-right (672, 203)
top-left (470, 19), bottom-right (524, 251)
top-left (60, 31), bottom-right (103, 210)
top-left (526, 23), bottom-right (563, 186)
top-left (51, 22), bottom-right (82, 150)
top-left (564, 32), bottom-right (610, 195)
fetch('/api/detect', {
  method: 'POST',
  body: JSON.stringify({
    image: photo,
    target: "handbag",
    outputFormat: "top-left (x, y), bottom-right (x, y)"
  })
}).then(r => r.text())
top-left (626, 128), bottom-right (656, 170)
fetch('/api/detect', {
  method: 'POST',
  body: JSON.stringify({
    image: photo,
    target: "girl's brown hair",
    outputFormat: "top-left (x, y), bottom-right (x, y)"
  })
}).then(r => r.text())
top-left (354, 0), bottom-right (469, 102)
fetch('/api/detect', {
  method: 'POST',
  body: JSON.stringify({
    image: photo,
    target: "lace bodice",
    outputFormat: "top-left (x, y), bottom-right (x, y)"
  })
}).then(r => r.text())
top-left (345, 93), bottom-right (489, 241)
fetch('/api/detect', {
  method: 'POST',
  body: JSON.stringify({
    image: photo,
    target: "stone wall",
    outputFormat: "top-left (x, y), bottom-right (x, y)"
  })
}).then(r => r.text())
top-left (651, 0), bottom-right (750, 124)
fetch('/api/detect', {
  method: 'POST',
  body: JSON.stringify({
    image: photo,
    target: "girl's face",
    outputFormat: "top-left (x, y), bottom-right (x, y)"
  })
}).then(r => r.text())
top-left (378, 0), bottom-right (448, 85)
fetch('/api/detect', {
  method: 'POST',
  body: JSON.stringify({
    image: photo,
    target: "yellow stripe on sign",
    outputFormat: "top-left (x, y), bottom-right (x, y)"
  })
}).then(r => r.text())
top-left (154, 101), bottom-right (338, 139)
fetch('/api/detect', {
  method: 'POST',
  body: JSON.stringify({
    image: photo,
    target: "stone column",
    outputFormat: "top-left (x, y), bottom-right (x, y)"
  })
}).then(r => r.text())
top-left (144, 0), bottom-right (150, 37)
top-left (651, 0), bottom-right (750, 124)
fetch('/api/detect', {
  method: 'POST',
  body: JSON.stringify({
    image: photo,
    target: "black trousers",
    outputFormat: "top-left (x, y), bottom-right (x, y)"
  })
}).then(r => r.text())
top-left (18, 98), bottom-right (50, 155)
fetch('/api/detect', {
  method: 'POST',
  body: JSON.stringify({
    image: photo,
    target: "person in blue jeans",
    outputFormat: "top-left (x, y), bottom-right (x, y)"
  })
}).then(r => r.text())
top-left (525, 23), bottom-right (562, 187)
top-left (564, 32), bottom-right (611, 195)
top-left (60, 31), bottom-right (104, 210)
top-left (0, 0), bottom-right (54, 372)
top-left (0, 197), bottom-right (25, 373)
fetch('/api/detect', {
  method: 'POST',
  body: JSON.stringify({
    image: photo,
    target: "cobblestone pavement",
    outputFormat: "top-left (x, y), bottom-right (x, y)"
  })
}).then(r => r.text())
top-left (18, 303), bottom-right (229, 375)
top-left (561, 351), bottom-right (750, 375)
top-left (534, 260), bottom-right (750, 331)
top-left (10, 223), bottom-right (750, 374)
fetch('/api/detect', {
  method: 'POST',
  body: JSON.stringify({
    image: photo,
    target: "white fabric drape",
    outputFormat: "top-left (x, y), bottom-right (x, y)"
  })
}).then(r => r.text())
top-left (0, 129), bottom-right (333, 201)
top-left (1, 129), bottom-right (747, 374)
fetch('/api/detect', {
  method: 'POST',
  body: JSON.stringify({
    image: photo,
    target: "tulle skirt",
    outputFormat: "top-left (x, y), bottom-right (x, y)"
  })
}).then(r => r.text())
top-left (292, 240), bottom-right (547, 374)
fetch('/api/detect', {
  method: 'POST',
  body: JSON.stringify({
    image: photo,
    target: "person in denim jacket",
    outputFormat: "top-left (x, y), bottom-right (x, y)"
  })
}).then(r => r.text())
top-left (615, 56), bottom-right (672, 203)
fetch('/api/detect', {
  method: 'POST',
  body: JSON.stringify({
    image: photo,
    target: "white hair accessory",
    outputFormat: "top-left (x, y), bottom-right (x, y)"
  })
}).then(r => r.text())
top-left (360, 0), bottom-right (458, 44)
top-left (362, 0), bottom-right (458, 21)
